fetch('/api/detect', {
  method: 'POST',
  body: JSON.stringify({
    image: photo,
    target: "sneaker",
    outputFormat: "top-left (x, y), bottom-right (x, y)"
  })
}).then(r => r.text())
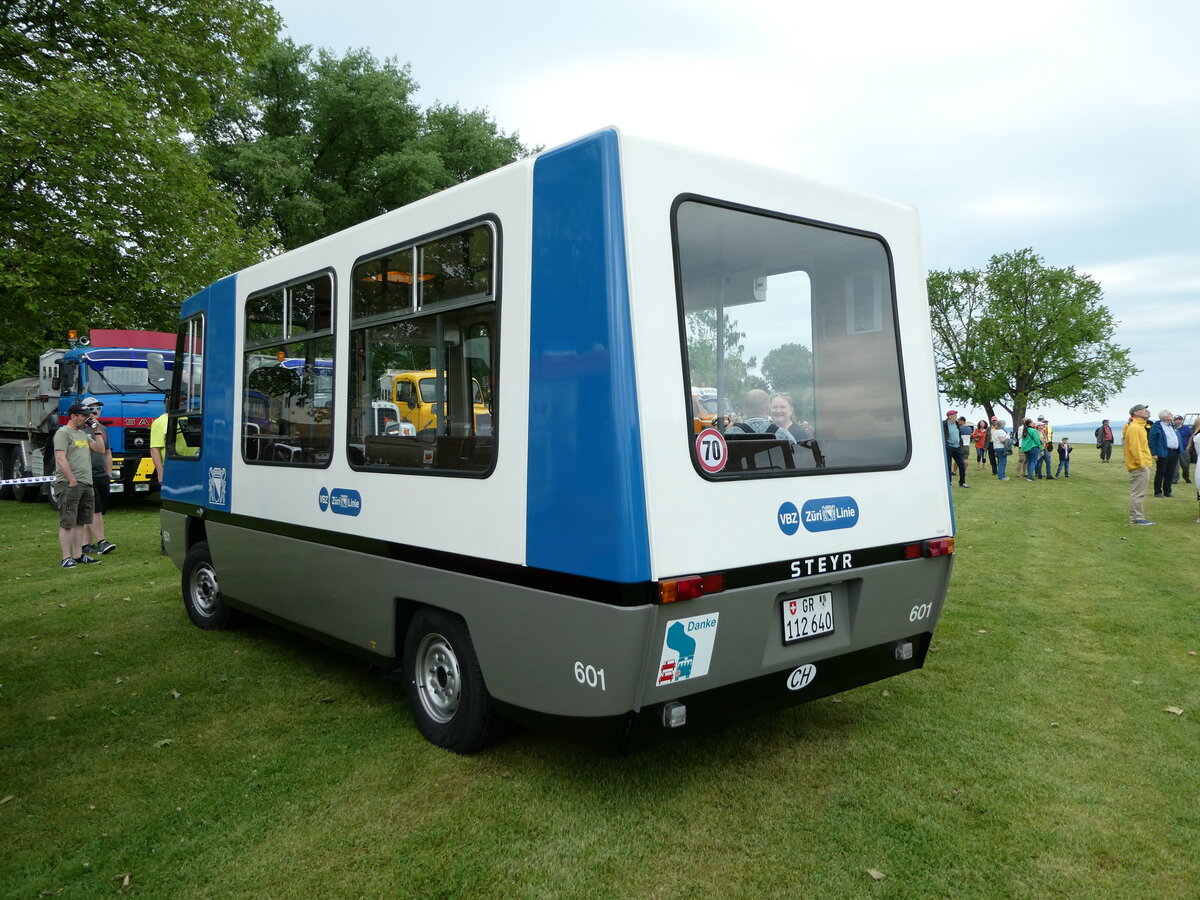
top-left (60, 557), bottom-right (78, 569)
top-left (1025, 477), bottom-right (1035, 482)
top-left (74, 555), bottom-right (100, 564)
top-left (96, 539), bottom-right (117, 554)
top-left (1154, 493), bottom-right (1164, 498)
top-left (1131, 519), bottom-right (1156, 526)
top-left (81, 543), bottom-right (99, 555)
top-left (959, 483), bottom-right (969, 488)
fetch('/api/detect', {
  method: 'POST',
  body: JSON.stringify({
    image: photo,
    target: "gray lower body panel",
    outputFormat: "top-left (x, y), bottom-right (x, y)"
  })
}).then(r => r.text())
top-left (160, 512), bottom-right (951, 733)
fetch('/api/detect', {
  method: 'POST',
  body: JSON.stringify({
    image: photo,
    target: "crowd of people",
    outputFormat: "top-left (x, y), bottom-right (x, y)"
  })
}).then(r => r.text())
top-left (943, 405), bottom-right (1200, 527)
top-left (944, 410), bottom-right (1074, 486)
top-left (1121, 407), bottom-right (1197, 526)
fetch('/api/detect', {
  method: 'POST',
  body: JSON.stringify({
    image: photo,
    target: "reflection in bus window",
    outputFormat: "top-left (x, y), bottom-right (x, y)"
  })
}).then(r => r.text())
top-left (167, 314), bottom-right (204, 460)
top-left (677, 201), bottom-right (908, 476)
top-left (348, 222), bottom-right (496, 475)
top-left (242, 273), bottom-right (335, 467)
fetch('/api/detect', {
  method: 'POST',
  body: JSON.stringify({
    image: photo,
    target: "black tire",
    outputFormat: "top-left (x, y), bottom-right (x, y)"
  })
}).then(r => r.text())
top-left (403, 608), bottom-right (502, 754)
top-left (0, 447), bottom-right (13, 501)
top-left (11, 446), bottom-right (41, 503)
top-left (47, 478), bottom-right (61, 511)
top-left (182, 541), bottom-right (237, 630)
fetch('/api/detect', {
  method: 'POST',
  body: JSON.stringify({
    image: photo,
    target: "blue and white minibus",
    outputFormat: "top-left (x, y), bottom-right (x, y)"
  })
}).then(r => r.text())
top-left (158, 128), bottom-right (954, 755)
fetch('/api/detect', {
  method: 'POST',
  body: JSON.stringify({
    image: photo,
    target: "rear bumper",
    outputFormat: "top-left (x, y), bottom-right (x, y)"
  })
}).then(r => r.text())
top-left (495, 632), bottom-right (932, 756)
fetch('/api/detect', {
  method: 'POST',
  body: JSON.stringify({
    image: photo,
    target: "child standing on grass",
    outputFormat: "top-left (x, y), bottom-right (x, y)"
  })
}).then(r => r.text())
top-left (1056, 437), bottom-right (1072, 478)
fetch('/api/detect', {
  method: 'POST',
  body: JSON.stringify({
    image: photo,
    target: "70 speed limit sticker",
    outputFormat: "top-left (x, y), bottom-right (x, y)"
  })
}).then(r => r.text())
top-left (695, 427), bottom-right (727, 474)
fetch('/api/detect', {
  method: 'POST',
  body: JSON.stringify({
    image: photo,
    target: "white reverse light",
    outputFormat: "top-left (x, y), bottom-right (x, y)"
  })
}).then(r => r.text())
top-left (662, 701), bottom-right (687, 728)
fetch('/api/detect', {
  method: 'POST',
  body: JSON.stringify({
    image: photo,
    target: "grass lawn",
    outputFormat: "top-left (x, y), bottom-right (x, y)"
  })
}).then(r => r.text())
top-left (1, 456), bottom-right (1198, 898)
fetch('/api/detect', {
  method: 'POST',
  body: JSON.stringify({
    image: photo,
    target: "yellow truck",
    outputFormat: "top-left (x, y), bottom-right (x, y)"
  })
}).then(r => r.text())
top-left (378, 369), bottom-right (492, 436)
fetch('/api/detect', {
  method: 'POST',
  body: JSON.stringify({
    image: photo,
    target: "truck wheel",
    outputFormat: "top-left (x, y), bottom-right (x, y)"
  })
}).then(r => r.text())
top-left (403, 608), bottom-right (502, 754)
top-left (12, 446), bottom-right (41, 503)
top-left (47, 479), bottom-right (61, 511)
top-left (182, 541), bottom-right (237, 630)
top-left (0, 447), bottom-right (13, 501)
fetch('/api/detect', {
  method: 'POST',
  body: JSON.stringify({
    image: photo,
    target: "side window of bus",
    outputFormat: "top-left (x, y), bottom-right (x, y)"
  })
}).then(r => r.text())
top-left (676, 199), bottom-right (909, 477)
top-left (347, 221), bottom-right (496, 475)
top-left (168, 314), bottom-right (204, 459)
top-left (242, 273), bottom-right (335, 467)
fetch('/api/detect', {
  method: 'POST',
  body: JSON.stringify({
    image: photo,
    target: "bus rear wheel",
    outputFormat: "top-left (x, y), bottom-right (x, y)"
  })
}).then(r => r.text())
top-left (182, 541), bottom-right (237, 630)
top-left (403, 608), bottom-right (501, 754)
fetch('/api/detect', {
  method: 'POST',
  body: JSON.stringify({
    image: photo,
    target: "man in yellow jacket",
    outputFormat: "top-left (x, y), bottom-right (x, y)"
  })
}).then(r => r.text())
top-left (1124, 404), bottom-right (1155, 525)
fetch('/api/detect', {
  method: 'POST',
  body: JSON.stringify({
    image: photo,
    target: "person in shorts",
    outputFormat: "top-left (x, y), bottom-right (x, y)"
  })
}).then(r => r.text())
top-left (80, 397), bottom-right (117, 556)
top-left (54, 403), bottom-right (108, 568)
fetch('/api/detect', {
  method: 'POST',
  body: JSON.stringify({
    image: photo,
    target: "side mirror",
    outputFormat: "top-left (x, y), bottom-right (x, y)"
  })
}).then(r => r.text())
top-left (147, 352), bottom-right (169, 390)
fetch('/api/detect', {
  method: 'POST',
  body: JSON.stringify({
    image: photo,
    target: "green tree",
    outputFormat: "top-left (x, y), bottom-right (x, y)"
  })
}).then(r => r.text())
top-left (200, 41), bottom-right (534, 252)
top-left (0, 0), bottom-right (280, 383)
top-left (928, 249), bottom-right (1138, 428)
top-left (685, 309), bottom-right (759, 400)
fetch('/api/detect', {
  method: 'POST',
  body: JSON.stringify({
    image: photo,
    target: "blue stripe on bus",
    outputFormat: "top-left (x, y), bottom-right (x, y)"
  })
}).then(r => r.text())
top-left (168, 274), bottom-right (237, 508)
top-left (526, 130), bottom-right (651, 582)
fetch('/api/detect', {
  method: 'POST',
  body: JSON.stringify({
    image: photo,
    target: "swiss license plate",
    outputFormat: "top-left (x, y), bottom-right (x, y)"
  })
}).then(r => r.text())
top-left (781, 591), bottom-right (834, 644)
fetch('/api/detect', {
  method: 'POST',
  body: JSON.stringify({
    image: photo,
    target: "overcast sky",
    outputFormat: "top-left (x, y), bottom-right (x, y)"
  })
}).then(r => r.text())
top-left (271, 0), bottom-right (1199, 426)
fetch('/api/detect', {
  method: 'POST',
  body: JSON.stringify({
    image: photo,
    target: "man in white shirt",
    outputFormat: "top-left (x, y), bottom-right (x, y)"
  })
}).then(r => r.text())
top-left (1149, 409), bottom-right (1180, 498)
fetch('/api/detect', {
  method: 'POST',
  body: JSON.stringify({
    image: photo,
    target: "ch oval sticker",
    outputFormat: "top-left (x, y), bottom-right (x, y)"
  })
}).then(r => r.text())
top-left (787, 664), bottom-right (817, 691)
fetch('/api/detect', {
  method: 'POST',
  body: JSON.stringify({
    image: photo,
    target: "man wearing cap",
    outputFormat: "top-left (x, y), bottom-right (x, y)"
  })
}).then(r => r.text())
top-left (1033, 417), bottom-right (1054, 479)
top-left (1123, 404), bottom-right (1154, 525)
top-left (1148, 409), bottom-right (1180, 498)
top-left (80, 397), bottom-right (117, 556)
top-left (53, 403), bottom-right (109, 567)
top-left (1094, 419), bottom-right (1114, 463)
top-left (1040, 417), bottom-right (1055, 479)
top-left (943, 409), bottom-right (968, 488)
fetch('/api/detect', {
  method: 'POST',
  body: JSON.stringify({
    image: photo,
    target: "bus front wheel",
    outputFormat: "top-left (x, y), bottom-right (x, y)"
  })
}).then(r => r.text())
top-left (403, 608), bottom-right (501, 754)
top-left (182, 541), bottom-right (237, 630)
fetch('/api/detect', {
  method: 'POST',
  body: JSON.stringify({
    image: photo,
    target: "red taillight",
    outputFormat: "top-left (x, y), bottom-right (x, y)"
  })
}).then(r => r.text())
top-left (923, 537), bottom-right (954, 557)
top-left (904, 538), bottom-right (955, 559)
top-left (659, 573), bottom-right (724, 604)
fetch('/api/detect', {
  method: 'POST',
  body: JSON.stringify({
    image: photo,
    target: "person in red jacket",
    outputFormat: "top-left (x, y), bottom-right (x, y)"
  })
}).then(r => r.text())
top-left (971, 420), bottom-right (989, 470)
top-left (1094, 419), bottom-right (1114, 462)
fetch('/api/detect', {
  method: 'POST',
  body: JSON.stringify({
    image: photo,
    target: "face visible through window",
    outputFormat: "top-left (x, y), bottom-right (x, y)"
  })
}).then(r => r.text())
top-left (770, 396), bottom-right (794, 428)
